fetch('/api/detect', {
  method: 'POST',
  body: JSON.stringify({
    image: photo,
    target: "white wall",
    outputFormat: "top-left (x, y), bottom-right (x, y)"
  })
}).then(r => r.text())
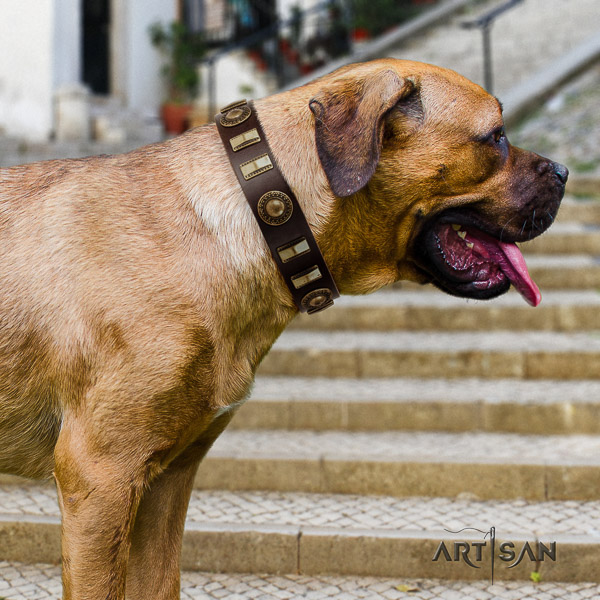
top-left (123, 0), bottom-right (178, 115)
top-left (54, 0), bottom-right (81, 88)
top-left (0, 0), bottom-right (55, 140)
top-left (0, 0), bottom-right (81, 141)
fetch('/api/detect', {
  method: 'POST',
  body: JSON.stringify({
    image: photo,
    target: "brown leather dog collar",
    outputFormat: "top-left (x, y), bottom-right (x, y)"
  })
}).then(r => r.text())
top-left (215, 100), bottom-right (339, 314)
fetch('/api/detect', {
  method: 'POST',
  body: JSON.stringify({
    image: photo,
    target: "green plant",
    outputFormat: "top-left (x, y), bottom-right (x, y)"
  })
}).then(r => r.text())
top-left (149, 21), bottom-right (205, 103)
top-left (351, 0), bottom-right (427, 36)
top-left (239, 83), bottom-right (255, 96)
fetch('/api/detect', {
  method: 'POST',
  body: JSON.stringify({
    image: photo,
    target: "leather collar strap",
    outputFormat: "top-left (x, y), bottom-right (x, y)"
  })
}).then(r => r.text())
top-left (215, 100), bottom-right (339, 314)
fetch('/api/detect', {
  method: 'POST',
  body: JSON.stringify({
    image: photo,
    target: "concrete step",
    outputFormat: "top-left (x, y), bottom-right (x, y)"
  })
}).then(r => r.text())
top-left (2, 563), bottom-right (599, 600)
top-left (291, 290), bottom-right (600, 332)
top-left (520, 222), bottom-right (600, 255)
top-left (193, 429), bottom-right (600, 501)
top-left (392, 254), bottom-right (600, 292)
top-left (527, 255), bottom-right (600, 289)
top-left (557, 197), bottom-right (600, 223)
top-left (229, 377), bottom-right (600, 435)
top-left (258, 330), bottom-right (600, 380)
top-left (5, 430), bottom-right (596, 501)
top-left (2, 483), bottom-right (600, 582)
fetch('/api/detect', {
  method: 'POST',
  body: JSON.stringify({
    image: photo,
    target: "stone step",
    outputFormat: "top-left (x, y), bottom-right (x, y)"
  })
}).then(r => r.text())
top-left (291, 290), bottom-right (600, 332)
top-left (392, 254), bottom-right (600, 292)
top-left (527, 255), bottom-right (600, 289)
top-left (192, 429), bottom-right (600, 501)
top-left (2, 483), bottom-right (600, 582)
top-left (4, 430), bottom-right (597, 502)
top-left (258, 330), bottom-right (600, 380)
top-left (522, 222), bottom-right (600, 255)
top-left (229, 377), bottom-right (600, 435)
top-left (1, 563), bottom-right (599, 600)
top-left (556, 197), bottom-right (600, 224)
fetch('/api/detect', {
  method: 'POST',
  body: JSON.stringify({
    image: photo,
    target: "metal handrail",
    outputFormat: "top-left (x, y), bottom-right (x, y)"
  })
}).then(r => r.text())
top-left (461, 0), bottom-right (525, 94)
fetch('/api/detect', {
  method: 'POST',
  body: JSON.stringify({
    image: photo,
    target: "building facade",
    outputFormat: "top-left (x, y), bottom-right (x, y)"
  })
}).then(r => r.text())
top-left (0, 0), bottom-right (177, 141)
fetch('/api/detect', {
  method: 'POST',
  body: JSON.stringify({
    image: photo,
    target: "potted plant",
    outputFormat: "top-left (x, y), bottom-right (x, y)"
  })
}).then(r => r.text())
top-left (149, 21), bottom-right (205, 134)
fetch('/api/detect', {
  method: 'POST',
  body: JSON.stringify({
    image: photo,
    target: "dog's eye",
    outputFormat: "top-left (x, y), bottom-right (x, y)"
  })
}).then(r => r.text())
top-left (492, 128), bottom-right (506, 144)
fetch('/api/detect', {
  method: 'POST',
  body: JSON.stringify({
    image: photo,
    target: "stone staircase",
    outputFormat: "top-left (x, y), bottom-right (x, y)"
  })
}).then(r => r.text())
top-left (1, 194), bottom-right (600, 596)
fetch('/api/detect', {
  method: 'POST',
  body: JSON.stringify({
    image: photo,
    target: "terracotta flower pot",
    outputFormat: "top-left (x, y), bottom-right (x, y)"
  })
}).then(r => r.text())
top-left (160, 103), bottom-right (192, 135)
top-left (352, 28), bottom-right (370, 42)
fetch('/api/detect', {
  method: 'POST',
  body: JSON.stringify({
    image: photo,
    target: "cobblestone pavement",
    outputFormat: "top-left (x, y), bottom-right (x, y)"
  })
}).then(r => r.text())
top-left (208, 428), bottom-right (600, 462)
top-left (3, 483), bottom-right (600, 537)
top-left (1, 562), bottom-right (600, 600)
top-left (184, 492), bottom-right (600, 536)
top-left (0, 135), bottom-right (160, 169)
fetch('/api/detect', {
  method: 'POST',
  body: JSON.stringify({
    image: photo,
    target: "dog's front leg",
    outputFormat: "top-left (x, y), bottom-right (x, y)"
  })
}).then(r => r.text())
top-left (54, 418), bottom-right (150, 600)
top-left (125, 453), bottom-right (198, 600)
top-left (126, 411), bottom-right (234, 600)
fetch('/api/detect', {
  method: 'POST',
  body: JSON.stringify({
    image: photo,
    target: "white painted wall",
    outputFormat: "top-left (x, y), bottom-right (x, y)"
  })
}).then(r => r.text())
top-left (54, 0), bottom-right (81, 88)
top-left (122, 0), bottom-right (178, 115)
top-left (0, 0), bottom-right (55, 140)
top-left (198, 50), bottom-right (273, 112)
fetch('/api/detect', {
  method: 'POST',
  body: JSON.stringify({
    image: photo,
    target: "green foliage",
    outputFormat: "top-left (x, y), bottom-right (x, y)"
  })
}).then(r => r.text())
top-left (350, 0), bottom-right (426, 36)
top-left (530, 571), bottom-right (542, 583)
top-left (149, 21), bottom-right (205, 103)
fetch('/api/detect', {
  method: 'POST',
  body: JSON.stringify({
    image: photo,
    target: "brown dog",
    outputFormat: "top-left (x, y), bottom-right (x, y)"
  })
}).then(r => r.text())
top-left (0, 59), bottom-right (566, 599)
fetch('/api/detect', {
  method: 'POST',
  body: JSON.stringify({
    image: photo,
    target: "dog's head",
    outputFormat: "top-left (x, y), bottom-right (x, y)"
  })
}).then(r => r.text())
top-left (309, 59), bottom-right (567, 305)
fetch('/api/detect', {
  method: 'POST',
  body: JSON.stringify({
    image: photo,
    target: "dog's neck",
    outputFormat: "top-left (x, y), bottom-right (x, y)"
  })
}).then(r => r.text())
top-left (252, 95), bottom-right (337, 241)
top-left (213, 100), bottom-right (338, 314)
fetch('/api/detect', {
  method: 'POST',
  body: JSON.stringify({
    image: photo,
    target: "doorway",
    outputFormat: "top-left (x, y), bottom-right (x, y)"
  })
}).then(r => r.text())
top-left (82, 0), bottom-right (111, 94)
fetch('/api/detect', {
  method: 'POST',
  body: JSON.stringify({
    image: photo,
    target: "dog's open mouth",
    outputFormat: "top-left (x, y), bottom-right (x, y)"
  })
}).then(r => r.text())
top-left (417, 217), bottom-right (541, 306)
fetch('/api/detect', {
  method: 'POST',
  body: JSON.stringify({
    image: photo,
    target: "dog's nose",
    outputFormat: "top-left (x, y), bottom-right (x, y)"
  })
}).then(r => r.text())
top-left (553, 162), bottom-right (569, 184)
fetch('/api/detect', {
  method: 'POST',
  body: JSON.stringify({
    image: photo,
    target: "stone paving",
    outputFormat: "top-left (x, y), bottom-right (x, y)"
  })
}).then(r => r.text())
top-left (3, 483), bottom-right (600, 537)
top-left (524, 255), bottom-right (600, 269)
top-left (270, 330), bottom-right (600, 353)
top-left (303, 289), bottom-right (600, 309)
top-left (252, 376), bottom-right (600, 405)
top-left (206, 429), bottom-right (600, 463)
top-left (1, 562), bottom-right (600, 600)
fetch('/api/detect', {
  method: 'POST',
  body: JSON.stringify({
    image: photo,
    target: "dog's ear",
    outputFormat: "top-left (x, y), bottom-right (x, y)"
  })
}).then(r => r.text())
top-left (309, 69), bottom-right (417, 197)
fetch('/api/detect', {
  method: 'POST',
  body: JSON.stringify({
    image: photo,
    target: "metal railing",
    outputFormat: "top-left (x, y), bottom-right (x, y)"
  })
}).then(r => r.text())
top-left (461, 0), bottom-right (525, 94)
top-left (202, 0), bottom-right (352, 117)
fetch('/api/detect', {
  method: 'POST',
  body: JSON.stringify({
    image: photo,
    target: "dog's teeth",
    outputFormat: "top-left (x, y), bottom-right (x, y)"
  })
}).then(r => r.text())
top-left (466, 242), bottom-right (474, 249)
top-left (457, 231), bottom-right (467, 240)
top-left (452, 224), bottom-right (461, 231)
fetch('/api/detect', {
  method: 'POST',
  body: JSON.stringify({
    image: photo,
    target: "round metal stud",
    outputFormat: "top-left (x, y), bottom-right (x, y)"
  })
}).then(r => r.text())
top-left (258, 191), bottom-right (293, 225)
top-left (265, 198), bottom-right (285, 218)
top-left (220, 104), bottom-right (251, 127)
top-left (301, 288), bottom-right (333, 312)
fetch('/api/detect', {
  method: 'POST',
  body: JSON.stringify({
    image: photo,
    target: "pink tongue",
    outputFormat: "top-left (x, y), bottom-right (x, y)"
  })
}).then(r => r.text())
top-left (496, 241), bottom-right (541, 307)
top-left (464, 228), bottom-right (541, 307)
